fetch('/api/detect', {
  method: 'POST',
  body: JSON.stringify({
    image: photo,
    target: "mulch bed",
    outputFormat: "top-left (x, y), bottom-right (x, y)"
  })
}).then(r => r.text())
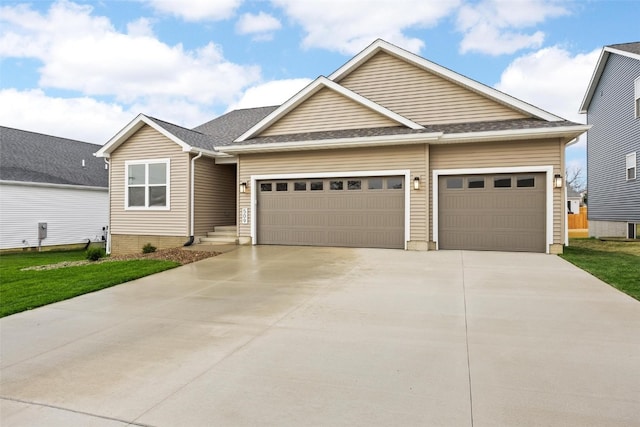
top-left (22, 248), bottom-right (221, 271)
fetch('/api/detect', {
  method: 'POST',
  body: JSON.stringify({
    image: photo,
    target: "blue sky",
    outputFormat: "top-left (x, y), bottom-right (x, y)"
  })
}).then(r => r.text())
top-left (1, 0), bottom-right (639, 177)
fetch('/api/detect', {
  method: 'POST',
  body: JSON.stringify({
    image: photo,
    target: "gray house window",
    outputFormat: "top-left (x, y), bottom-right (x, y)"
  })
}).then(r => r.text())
top-left (125, 159), bottom-right (170, 210)
top-left (626, 152), bottom-right (636, 181)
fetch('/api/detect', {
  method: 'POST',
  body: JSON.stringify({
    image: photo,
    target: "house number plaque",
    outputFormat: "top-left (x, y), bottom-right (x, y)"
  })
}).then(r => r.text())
top-left (241, 208), bottom-right (248, 225)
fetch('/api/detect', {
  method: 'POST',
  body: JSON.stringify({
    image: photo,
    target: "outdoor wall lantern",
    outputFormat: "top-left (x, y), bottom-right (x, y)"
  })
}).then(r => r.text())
top-left (413, 176), bottom-right (420, 190)
top-left (553, 174), bottom-right (563, 189)
top-left (239, 182), bottom-right (247, 193)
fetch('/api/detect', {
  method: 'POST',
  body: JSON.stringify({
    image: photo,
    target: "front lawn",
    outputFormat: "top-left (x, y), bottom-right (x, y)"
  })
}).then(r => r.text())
top-left (561, 239), bottom-right (640, 301)
top-left (0, 250), bottom-right (179, 317)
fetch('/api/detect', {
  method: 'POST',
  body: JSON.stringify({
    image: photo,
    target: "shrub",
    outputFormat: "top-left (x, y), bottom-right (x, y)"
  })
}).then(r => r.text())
top-left (86, 248), bottom-right (105, 261)
top-left (142, 243), bottom-right (157, 254)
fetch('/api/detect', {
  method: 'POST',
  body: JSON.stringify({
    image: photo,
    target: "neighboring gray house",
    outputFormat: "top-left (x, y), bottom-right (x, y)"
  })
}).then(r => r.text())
top-left (0, 126), bottom-right (108, 250)
top-left (580, 42), bottom-right (640, 239)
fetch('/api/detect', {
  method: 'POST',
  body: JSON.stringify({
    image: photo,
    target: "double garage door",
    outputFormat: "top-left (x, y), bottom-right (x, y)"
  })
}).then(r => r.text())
top-left (255, 172), bottom-right (546, 252)
top-left (438, 173), bottom-right (546, 252)
top-left (257, 176), bottom-right (405, 249)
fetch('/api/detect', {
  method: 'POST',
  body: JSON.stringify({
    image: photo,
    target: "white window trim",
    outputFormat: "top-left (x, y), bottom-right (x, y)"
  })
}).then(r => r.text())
top-left (432, 166), bottom-right (554, 254)
top-left (626, 152), bottom-right (637, 181)
top-left (250, 170), bottom-right (411, 249)
top-left (124, 159), bottom-right (171, 210)
top-left (634, 76), bottom-right (640, 119)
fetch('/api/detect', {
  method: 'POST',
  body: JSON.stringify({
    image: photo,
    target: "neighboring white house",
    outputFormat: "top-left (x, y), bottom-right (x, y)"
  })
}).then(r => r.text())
top-left (567, 187), bottom-right (582, 214)
top-left (0, 126), bottom-right (108, 251)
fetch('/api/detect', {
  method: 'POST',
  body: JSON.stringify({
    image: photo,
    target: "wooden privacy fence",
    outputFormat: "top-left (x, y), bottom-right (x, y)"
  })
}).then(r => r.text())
top-left (568, 206), bottom-right (588, 229)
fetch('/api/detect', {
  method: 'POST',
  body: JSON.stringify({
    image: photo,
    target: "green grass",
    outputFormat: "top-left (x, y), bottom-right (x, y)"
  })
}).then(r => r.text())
top-left (0, 250), bottom-right (179, 317)
top-left (561, 239), bottom-right (640, 301)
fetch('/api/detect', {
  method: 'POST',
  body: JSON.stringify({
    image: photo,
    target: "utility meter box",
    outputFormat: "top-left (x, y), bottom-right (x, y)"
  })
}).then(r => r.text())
top-left (38, 222), bottom-right (47, 240)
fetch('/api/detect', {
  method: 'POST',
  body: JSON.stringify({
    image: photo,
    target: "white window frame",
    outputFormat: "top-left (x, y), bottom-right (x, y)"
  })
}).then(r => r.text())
top-left (626, 152), bottom-right (636, 181)
top-left (125, 159), bottom-right (171, 210)
top-left (635, 77), bottom-right (640, 119)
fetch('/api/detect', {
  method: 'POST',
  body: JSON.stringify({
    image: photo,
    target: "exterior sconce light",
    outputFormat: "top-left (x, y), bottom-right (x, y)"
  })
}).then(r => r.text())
top-left (553, 174), bottom-right (563, 189)
top-left (413, 176), bottom-right (420, 190)
top-left (239, 182), bottom-right (247, 193)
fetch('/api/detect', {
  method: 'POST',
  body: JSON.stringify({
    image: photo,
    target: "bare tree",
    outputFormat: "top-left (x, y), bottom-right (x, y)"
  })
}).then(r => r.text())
top-left (565, 166), bottom-right (586, 192)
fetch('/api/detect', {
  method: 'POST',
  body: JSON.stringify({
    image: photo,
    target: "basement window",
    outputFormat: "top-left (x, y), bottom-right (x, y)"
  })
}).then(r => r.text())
top-left (125, 159), bottom-right (170, 210)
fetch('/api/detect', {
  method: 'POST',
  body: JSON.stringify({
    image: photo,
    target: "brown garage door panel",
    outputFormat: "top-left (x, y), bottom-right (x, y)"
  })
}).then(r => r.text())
top-left (258, 177), bottom-right (404, 249)
top-left (439, 173), bottom-right (546, 252)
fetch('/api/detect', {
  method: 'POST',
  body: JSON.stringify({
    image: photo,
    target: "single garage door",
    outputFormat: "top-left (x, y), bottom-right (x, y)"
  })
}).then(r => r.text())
top-left (438, 173), bottom-right (546, 252)
top-left (257, 176), bottom-right (404, 249)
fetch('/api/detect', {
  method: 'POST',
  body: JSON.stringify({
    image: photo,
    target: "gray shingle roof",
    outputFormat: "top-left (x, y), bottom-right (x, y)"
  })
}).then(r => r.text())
top-left (193, 106), bottom-right (278, 146)
top-left (0, 126), bottom-right (108, 187)
top-left (146, 116), bottom-right (218, 152)
top-left (226, 118), bottom-right (584, 146)
top-left (609, 42), bottom-right (640, 56)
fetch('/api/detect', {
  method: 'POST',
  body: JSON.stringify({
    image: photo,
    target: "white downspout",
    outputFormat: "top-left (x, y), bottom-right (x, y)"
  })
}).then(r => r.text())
top-left (104, 158), bottom-right (111, 254)
top-left (186, 152), bottom-right (203, 245)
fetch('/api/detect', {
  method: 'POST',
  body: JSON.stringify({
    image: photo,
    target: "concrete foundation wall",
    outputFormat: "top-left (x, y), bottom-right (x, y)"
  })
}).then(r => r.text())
top-left (589, 220), bottom-right (627, 238)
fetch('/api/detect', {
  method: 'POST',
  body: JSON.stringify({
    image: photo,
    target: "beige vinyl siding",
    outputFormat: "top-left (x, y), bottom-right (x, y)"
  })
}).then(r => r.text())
top-left (238, 144), bottom-right (428, 243)
top-left (110, 125), bottom-right (189, 236)
top-left (338, 52), bottom-right (527, 125)
top-left (260, 87), bottom-right (399, 136)
top-left (193, 157), bottom-right (236, 236)
top-left (429, 138), bottom-right (564, 244)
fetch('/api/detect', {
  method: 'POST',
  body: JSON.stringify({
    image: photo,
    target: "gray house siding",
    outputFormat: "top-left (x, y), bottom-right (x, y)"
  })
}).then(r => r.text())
top-left (587, 53), bottom-right (640, 224)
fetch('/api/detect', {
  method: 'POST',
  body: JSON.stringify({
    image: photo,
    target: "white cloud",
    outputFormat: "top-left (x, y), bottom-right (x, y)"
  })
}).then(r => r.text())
top-left (495, 46), bottom-right (600, 171)
top-left (142, 0), bottom-right (241, 21)
top-left (0, 89), bottom-right (133, 143)
top-left (0, 1), bottom-right (261, 107)
top-left (457, 0), bottom-right (569, 55)
top-left (127, 17), bottom-right (155, 38)
top-left (272, 0), bottom-right (460, 55)
top-left (495, 46), bottom-right (599, 123)
top-left (230, 78), bottom-right (313, 110)
top-left (236, 12), bottom-right (282, 40)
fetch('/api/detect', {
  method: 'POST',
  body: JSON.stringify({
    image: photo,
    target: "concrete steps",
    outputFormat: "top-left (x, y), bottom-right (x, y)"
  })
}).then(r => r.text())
top-left (198, 226), bottom-right (238, 245)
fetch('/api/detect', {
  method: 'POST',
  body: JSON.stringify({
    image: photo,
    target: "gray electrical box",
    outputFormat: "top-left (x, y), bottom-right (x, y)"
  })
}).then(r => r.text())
top-left (38, 222), bottom-right (47, 240)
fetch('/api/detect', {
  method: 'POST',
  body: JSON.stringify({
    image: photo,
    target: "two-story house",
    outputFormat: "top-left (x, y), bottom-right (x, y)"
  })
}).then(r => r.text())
top-left (580, 42), bottom-right (640, 239)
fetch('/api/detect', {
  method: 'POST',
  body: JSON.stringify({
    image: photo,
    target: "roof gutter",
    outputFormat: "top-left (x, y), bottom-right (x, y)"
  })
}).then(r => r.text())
top-left (435, 125), bottom-right (591, 144)
top-left (219, 132), bottom-right (443, 154)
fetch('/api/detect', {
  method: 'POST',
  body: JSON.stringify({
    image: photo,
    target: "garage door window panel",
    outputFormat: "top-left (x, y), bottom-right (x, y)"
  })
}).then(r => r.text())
top-left (387, 177), bottom-right (403, 189)
top-left (348, 180), bottom-right (362, 190)
top-left (468, 177), bottom-right (484, 189)
top-left (494, 177), bottom-right (512, 188)
top-left (517, 176), bottom-right (535, 188)
top-left (294, 181), bottom-right (307, 191)
top-left (276, 183), bottom-right (288, 191)
top-left (260, 183), bottom-right (272, 192)
top-left (330, 180), bottom-right (344, 190)
top-left (368, 178), bottom-right (383, 190)
top-left (310, 181), bottom-right (324, 191)
top-left (446, 178), bottom-right (463, 189)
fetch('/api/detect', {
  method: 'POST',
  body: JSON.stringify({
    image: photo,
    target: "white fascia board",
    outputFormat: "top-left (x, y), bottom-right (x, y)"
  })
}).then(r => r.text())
top-left (95, 114), bottom-right (192, 157)
top-left (0, 180), bottom-right (108, 191)
top-left (330, 39), bottom-right (565, 122)
top-left (188, 147), bottom-right (219, 157)
top-left (220, 132), bottom-right (442, 154)
top-left (436, 125), bottom-right (590, 144)
top-left (236, 76), bottom-right (422, 142)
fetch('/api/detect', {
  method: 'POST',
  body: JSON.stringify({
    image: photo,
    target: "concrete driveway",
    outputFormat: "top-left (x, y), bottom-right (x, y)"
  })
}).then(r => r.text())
top-left (1, 247), bottom-right (639, 426)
